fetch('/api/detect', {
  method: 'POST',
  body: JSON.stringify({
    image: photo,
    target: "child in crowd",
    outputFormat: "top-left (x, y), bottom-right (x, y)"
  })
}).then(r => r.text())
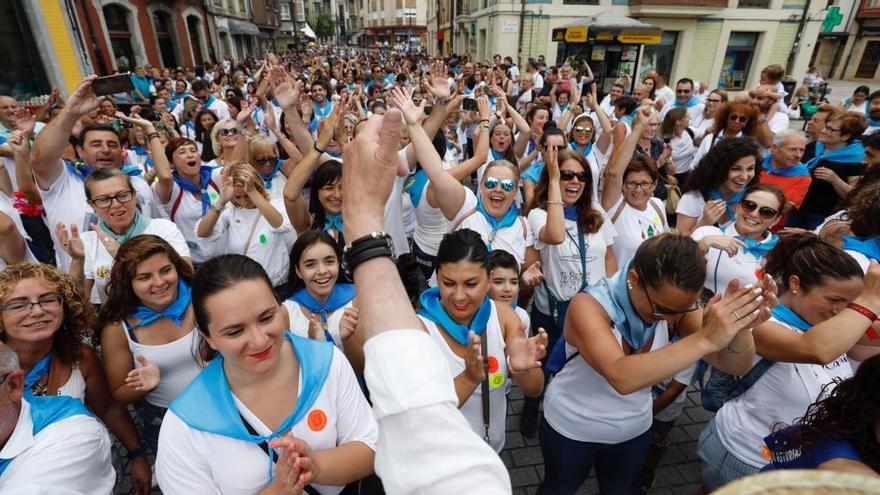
top-left (759, 64), bottom-right (788, 114)
top-left (487, 250), bottom-right (531, 337)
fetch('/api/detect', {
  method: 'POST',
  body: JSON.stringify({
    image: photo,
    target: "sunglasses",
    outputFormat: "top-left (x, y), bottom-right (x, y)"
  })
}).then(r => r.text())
top-left (636, 272), bottom-right (700, 317)
top-left (740, 199), bottom-right (778, 220)
top-left (707, 98), bottom-right (723, 103)
top-left (219, 128), bottom-right (240, 136)
top-left (573, 126), bottom-right (593, 134)
top-left (676, 89), bottom-right (692, 94)
top-left (559, 170), bottom-right (587, 182)
top-left (728, 114), bottom-right (749, 123)
top-left (483, 176), bottom-right (516, 192)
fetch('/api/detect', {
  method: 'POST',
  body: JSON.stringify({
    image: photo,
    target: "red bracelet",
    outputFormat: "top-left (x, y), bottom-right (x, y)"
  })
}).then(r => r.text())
top-left (847, 302), bottom-right (879, 340)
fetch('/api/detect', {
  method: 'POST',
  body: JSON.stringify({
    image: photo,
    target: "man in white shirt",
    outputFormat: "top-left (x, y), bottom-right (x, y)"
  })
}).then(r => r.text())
top-left (505, 56), bottom-right (521, 97)
top-left (750, 84), bottom-right (790, 149)
top-left (659, 78), bottom-right (705, 121)
top-left (599, 83), bottom-right (625, 119)
top-left (191, 79), bottom-right (230, 121)
top-left (342, 110), bottom-right (511, 494)
top-left (0, 344), bottom-right (114, 494)
top-left (527, 61), bottom-right (544, 92)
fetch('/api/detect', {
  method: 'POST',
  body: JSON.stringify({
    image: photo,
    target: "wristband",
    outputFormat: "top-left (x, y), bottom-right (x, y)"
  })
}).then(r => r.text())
top-left (314, 142), bottom-right (326, 154)
top-left (342, 232), bottom-right (396, 278)
top-left (847, 303), bottom-right (879, 340)
top-left (210, 203), bottom-right (225, 214)
top-left (126, 445), bottom-right (147, 460)
top-left (146, 132), bottom-right (161, 141)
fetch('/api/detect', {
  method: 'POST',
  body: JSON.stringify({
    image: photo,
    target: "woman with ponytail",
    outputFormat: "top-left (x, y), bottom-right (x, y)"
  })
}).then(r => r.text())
top-left (699, 233), bottom-right (880, 490)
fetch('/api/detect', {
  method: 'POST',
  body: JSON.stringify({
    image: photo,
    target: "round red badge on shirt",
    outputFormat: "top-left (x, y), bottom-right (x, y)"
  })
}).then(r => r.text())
top-left (307, 409), bottom-right (327, 432)
top-left (487, 356), bottom-right (499, 374)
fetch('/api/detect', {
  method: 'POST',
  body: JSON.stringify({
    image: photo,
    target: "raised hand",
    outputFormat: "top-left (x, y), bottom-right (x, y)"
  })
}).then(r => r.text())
top-left (307, 314), bottom-right (327, 341)
top-left (506, 327), bottom-right (549, 373)
top-left (90, 222), bottom-right (121, 258)
top-left (124, 355), bottom-right (160, 392)
top-left (521, 261), bottom-right (544, 288)
top-left (701, 199), bottom-right (727, 226)
top-left (114, 111), bottom-right (154, 131)
top-left (635, 104), bottom-right (653, 127)
top-left (708, 235), bottom-right (747, 257)
top-left (477, 95), bottom-right (491, 122)
top-left (389, 87), bottom-right (424, 125)
top-left (236, 99), bottom-right (259, 126)
top-left (55, 223), bottom-right (85, 260)
top-left (423, 60), bottom-right (451, 100)
top-left (64, 76), bottom-right (101, 117)
top-left (339, 306), bottom-right (358, 341)
top-left (463, 331), bottom-right (485, 385)
top-left (700, 281), bottom-right (768, 351)
top-left (6, 131), bottom-right (29, 155)
top-left (545, 142), bottom-right (560, 180)
top-left (316, 96), bottom-right (347, 149)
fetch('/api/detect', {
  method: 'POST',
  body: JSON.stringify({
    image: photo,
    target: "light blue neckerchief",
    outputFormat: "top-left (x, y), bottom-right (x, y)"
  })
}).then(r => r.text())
top-left (619, 108), bottom-right (638, 127)
top-left (23, 353), bottom-right (52, 398)
top-left (723, 225), bottom-right (778, 258)
top-left (762, 153), bottom-right (810, 177)
top-left (674, 95), bottom-right (700, 108)
top-left (0, 396), bottom-right (93, 478)
top-left (99, 209), bottom-right (151, 245)
top-left (259, 158), bottom-right (285, 190)
top-left (169, 332), bottom-right (334, 482)
top-left (404, 170), bottom-right (429, 208)
top-left (322, 213), bottom-right (344, 235)
top-left (490, 149), bottom-right (505, 160)
top-left (841, 236), bottom-right (880, 262)
top-left (708, 188), bottom-right (745, 223)
top-left (771, 302), bottom-right (811, 331)
top-left (475, 195), bottom-right (520, 250)
top-left (287, 283), bottom-right (356, 344)
top-left (128, 280), bottom-right (192, 331)
top-left (418, 287), bottom-right (493, 345)
top-left (585, 263), bottom-right (659, 351)
top-left (805, 141), bottom-right (866, 170)
top-left (569, 140), bottom-right (593, 158)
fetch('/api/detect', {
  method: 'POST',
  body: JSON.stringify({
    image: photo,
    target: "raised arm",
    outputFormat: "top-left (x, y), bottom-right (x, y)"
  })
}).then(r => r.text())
top-left (536, 145), bottom-right (565, 245)
top-left (116, 112), bottom-right (174, 203)
top-left (32, 76), bottom-right (100, 188)
top-left (270, 66), bottom-right (314, 153)
top-left (601, 104), bottom-right (651, 211)
top-left (584, 85), bottom-right (614, 154)
top-left (6, 131), bottom-right (39, 205)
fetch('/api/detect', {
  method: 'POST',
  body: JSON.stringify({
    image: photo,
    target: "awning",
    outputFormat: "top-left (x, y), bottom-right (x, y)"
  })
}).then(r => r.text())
top-left (228, 19), bottom-right (261, 36)
top-left (300, 24), bottom-right (317, 39)
top-left (552, 12), bottom-right (662, 44)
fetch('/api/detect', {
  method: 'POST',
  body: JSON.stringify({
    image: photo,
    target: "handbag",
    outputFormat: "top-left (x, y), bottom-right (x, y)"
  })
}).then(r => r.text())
top-left (664, 181), bottom-right (682, 216)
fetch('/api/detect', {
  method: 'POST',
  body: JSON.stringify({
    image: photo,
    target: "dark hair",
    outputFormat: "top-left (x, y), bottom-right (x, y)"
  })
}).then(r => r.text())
top-left (676, 78), bottom-right (694, 89)
top-left (194, 109), bottom-right (219, 162)
top-left (761, 64), bottom-right (785, 83)
top-left (623, 154), bottom-right (660, 183)
top-left (539, 125), bottom-right (565, 149)
top-left (533, 150), bottom-right (603, 234)
top-left (568, 115), bottom-right (596, 145)
top-left (854, 85), bottom-right (871, 96)
top-left (631, 233), bottom-right (706, 293)
top-left (613, 96), bottom-right (639, 115)
top-left (742, 183), bottom-right (786, 213)
top-left (711, 102), bottom-right (759, 137)
top-left (309, 160), bottom-right (343, 238)
top-left (83, 167), bottom-right (133, 200)
top-left (776, 354), bottom-right (880, 473)
top-left (869, 90), bottom-right (880, 103)
top-left (488, 122), bottom-right (518, 163)
top-left (77, 124), bottom-right (120, 148)
top-left (487, 249), bottom-right (519, 275)
top-left (191, 79), bottom-right (210, 93)
top-left (863, 131), bottom-right (880, 152)
top-left (526, 104), bottom-right (550, 125)
top-left (847, 182), bottom-right (880, 238)
top-left (226, 95), bottom-right (245, 113)
top-left (763, 233), bottom-right (863, 293)
top-left (286, 230), bottom-right (342, 294)
top-left (842, 166), bottom-right (880, 211)
top-left (436, 229), bottom-right (490, 271)
top-left (192, 254), bottom-right (275, 361)
top-left (659, 107), bottom-right (688, 141)
top-left (98, 235), bottom-right (195, 329)
top-left (683, 137), bottom-right (762, 200)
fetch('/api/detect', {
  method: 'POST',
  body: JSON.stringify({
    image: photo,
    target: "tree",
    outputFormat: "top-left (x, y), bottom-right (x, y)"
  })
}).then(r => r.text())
top-left (309, 10), bottom-right (336, 42)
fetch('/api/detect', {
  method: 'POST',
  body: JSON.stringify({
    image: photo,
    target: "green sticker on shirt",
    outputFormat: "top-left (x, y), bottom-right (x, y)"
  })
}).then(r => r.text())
top-left (208, 191), bottom-right (219, 201)
top-left (259, 234), bottom-right (267, 244)
top-left (489, 372), bottom-right (505, 389)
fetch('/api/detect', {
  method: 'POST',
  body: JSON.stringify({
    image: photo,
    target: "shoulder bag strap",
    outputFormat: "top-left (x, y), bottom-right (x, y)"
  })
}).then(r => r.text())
top-left (451, 207), bottom-right (478, 232)
top-left (610, 200), bottom-right (627, 224)
top-left (170, 188), bottom-right (185, 222)
top-left (648, 198), bottom-right (669, 229)
top-left (480, 333), bottom-right (490, 444)
top-left (241, 210), bottom-right (262, 257)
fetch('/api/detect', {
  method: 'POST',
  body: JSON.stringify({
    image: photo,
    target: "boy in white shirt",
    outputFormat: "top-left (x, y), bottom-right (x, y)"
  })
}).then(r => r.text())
top-left (487, 249), bottom-right (531, 335)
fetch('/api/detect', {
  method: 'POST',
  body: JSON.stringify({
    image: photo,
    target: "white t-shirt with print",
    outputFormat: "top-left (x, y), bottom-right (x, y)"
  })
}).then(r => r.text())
top-left (608, 196), bottom-right (668, 269)
top-left (691, 225), bottom-right (770, 295)
top-left (450, 188), bottom-right (533, 266)
top-left (83, 219), bottom-right (190, 304)
top-left (527, 206), bottom-right (616, 314)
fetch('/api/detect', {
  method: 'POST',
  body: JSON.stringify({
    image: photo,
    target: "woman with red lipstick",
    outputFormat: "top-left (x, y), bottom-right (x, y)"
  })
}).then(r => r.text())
top-left (418, 229), bottom-right (548, 453)
top-left (98, 235), bottom-right (202, 457)
top-left (283, 231), bottom-right (364, 373)
top-left (0, 263), bottom-right (153, 493)
top-left (55, 168), bottom-right (190, 306)
top-left (157, 254), bottom-right (378, 495)
top-left (676, 137), bottom-right (762, 236)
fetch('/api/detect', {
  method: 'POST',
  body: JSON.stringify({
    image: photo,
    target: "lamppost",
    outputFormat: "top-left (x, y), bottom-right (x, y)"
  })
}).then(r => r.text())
top-left (405, 8), bottom-right (415, 50)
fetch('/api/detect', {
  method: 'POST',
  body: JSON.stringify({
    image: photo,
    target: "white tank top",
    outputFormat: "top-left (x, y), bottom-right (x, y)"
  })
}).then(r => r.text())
top-left (283, 299), bottom-right (352, 352)
top-left (56, 364), bottom-right (86, 400)
top-left (714, 317), bottom-right (853, 468)
top-left (419, 301), bottom-right (508, 452)
top-left (122, 321), bottom-right (202, 408)
top-left (544, 320), bottom-right (669, 444)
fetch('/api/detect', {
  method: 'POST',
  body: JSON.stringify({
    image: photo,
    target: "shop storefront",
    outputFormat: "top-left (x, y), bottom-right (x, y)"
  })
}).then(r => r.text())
top-left (551, 13), bottom-right (661, 94)
top-left (0, 0), bottom-right (53, 98)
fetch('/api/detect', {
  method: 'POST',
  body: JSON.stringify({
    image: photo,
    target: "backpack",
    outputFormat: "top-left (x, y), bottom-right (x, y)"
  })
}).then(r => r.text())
top-left (699, 358), bottom-right (775, 412)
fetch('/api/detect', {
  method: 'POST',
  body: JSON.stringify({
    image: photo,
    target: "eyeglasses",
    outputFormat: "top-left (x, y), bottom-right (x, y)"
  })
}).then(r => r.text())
top-left (624, 180), bottom-right (653, 190)
top-left (89, 190), bottom-right (135, 209)
top-left (707, 98), bottom-right (723, 104)
top-left (559, 170), bottom-right (587, 182)
top-left (728, 114), bottom-right (749, 123)
top-left (255, 157), bottom-right (278, 165)
top-left (573, 126), bottom-right (593, 134)
top-left (637, 278), bottom-right (700, 317)
top-left (0, 372), bottom-right (9, 386)
top-left (740, 199), bottom-right (779, 220)
top-left (483, 176), bottom-right (516, 192)
top-left (0, 294), bottom-right (64, 313)
top-left (823, 125), bottom-right (842, 134)
top-left (219, 128), bottom-right (240, 137)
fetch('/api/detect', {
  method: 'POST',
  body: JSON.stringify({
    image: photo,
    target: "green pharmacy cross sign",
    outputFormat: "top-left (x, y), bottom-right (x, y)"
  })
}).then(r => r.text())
top-left (822, 6), bottom-right (843, 33)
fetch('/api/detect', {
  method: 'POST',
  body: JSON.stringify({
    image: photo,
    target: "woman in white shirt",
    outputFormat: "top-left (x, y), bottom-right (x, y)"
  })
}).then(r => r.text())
top-left (206, 118), bottom-right (246, 169)
top-left (156, 254), bottom-right (378, 495)
top-left (601, 106), bottom-right (669, 268)
top-left (282, 231), bottom-right (364, 373)
top-left (690, 101), bottom-right (758, 169)
top-left (692, 184), bottom-right (785, 295)
top-left (417, 229), bottom-right (548, 452)
top-left (98, 235), bottom-right (202, 455)
top-left (247, 135), bottom-right (297, 202)
top-left (196, 163), bottom-right (291, 291)
top-left (537, 233), bottom-right (773, 494)
top-left (699, 233), bottom-right (880, 490)
top-left (56, 167), bottom-right (190, 305)
top-left (691, 89), bottom-right (727, 143)
top-left (676, 137), bottom-right (762, 236)
top-left (0, 263), bottom-right (152, 492)
top-left (566, 101), bottom-right (614, 200)
top-left (659, 107), bottom-right (698, 181)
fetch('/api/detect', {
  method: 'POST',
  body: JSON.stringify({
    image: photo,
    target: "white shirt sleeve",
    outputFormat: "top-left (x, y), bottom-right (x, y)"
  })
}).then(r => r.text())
top-left (450, 188), bottom-right (479, 231)
top-left (152, 219), bottom-right (192, 259)
top-left (363, 330), bottom-right (511, 494)
top-left (676, 191), bottom-right (705, 219)
top-left (691, 225), bottom-right (722, 242)
top-left (527, 208), bottom-right (548, 249)
top-left (598, 207), bottom-right (617, 246)
top-left (156, 412), bottom-right (223, 495)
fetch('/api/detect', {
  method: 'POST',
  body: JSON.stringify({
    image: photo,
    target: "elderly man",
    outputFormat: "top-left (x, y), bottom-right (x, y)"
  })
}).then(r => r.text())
top-left (759, 129), bottom-right (810, 228)
top-left (659, 78), bottom-right (704, 121)
top-left (0, 343), bottom-right (114, 493)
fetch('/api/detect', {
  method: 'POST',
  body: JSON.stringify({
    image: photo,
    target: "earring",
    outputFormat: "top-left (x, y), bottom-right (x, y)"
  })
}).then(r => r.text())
top-left (627, 280), bottom-right (633, 290)
top-left (792, 289), bottom-right (797, 294)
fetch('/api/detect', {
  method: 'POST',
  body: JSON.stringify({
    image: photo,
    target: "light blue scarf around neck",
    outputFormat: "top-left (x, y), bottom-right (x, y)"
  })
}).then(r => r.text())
top-left (708, 188), bottom-right (745, 224)
top-left (475, 195), bottom-right (519, 250)
top-left (805, 141), bottom-right (866, 170)
top-left (100, 209), bottom-right (151, 245)
top-left (418, 287), bottom-right (493, 346)
top-left (762, 153), bottom-right (810, 177)
top-left (585, 263), bottom-right (659, 351)
top-left (128, 280), bottom-right (192, 331)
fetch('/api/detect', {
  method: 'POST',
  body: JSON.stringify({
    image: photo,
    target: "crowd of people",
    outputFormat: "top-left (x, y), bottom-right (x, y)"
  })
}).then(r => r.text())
top-left (1, 45), bottom-right (879, 494)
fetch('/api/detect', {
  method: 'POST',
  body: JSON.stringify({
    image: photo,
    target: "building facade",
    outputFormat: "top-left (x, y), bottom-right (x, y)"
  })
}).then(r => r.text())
top-left (352, 0), bottom-right (428, 48)
top-left (839, 0), bottom-right (880, 79)
top-left (253, 0), bottom-right (283, 54)
top-left (427, 0), bottom-right (826, 94)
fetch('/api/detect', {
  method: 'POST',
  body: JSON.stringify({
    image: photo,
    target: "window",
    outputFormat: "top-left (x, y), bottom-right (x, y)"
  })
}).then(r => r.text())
top-left (0, 1), bottom-right (50, 97)
top-left (718, 32), bottom-right (758, 90)
top-left (281, 3), bottom-right (291, 19)
top-left (562, 0), bottom-right (598, 4)
top-left (738, 0), bottom-right (770, 7)
top-left (104, 5), bottom-right (135, 71)
top-left (638, 31), bottom-right (677, 83)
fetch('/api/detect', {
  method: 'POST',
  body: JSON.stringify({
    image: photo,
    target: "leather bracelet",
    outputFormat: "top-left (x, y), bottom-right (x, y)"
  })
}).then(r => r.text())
top-left (314, 142), bottom-right (326, 154)
top-left (847, 302), bottom-right (879, 340)
top-left (146, 132), bottom-right (161, 141)
top-left (210, 203), bottom-right (224, 214)
top-left (126, 445), bottom-right (147, 460)
top-left (342, 232), bottom-right (395, 277)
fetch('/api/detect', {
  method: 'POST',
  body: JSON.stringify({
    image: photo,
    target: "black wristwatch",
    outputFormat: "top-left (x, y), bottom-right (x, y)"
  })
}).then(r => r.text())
top-left (126, 444), bottom-right (147, 460)
top-left (342, 232), bottom-right (396, 278)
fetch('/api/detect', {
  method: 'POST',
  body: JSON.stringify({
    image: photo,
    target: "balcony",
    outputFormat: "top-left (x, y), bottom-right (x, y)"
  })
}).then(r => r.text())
top-left (629, 0), bottom-right (727, 16)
